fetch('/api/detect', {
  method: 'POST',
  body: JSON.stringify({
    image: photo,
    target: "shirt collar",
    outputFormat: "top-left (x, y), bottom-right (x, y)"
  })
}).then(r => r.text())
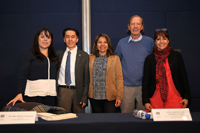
top-left (66, 45), bottom-right (77, 53)
top-left (128, 34), bottom-right (143, 43)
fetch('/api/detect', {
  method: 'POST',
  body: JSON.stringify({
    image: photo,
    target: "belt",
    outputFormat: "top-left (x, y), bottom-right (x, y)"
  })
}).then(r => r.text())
top-left (59, 85), bottom-right (76, 89)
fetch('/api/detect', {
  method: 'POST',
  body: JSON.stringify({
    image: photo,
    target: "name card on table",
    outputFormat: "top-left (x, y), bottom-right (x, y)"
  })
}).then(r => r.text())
top-left (151, 108), bottom-right (192, 121)
top-left (0, 111), bottom-right (38, 124)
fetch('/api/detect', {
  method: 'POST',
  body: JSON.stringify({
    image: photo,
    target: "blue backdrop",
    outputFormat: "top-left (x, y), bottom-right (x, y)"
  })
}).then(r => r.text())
top-left (0, 0), bottom-right (200, 111)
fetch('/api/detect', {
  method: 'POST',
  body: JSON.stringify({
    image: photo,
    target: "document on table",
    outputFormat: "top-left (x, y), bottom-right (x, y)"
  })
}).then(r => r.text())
top-left (151, 108), bottom-right (192, 121)
top-left (0, 111), bottom-right (37, 124)
top-left (37, 112), bottom-right (77, 121)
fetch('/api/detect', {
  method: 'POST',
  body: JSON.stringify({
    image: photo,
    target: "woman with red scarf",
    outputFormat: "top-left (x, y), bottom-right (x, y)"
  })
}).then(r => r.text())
top-left (142, 29), bottom-right (191, 112)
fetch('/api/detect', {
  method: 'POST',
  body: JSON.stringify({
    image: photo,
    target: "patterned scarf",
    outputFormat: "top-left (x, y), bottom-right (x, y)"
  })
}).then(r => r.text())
top-left (154, 45), bottom-right (172, 103)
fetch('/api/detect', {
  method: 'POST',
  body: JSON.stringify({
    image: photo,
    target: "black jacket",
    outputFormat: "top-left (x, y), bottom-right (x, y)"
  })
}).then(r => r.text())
top-left (142, 50), bottom-right (191, 105)
top-left (18, 49), bottom-right (57, 94)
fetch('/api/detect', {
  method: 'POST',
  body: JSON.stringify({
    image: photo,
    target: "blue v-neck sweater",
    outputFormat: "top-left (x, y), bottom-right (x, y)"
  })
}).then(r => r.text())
top-left (115, 35), bottom-right (154, 86)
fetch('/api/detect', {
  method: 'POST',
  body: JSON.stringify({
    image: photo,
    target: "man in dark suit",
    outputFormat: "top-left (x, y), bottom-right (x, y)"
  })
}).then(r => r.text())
top-left (56, 28), bottom-right (89, 113)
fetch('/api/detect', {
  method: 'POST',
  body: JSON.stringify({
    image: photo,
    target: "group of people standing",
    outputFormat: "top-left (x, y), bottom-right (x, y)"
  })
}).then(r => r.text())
top-left (7, 15), bottom-right (191, 113)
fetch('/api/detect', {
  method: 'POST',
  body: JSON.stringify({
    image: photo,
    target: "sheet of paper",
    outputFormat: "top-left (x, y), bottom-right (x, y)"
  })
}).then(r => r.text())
top-left (151, 108), bottom-right (192, 121)
top-left (0, 111), bottom-right (37, 124)
top-left (37, 112), bottom-right (77, 121)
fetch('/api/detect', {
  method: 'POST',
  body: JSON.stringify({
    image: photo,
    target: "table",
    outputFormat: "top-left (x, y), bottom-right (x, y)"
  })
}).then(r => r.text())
top-left (1, 112), bottom-right (200, 133)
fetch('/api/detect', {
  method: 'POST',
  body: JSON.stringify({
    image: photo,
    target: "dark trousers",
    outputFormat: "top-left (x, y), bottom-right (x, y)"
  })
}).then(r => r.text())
top-left (89, 98), bottom-right (116, 113)
top-left (23, 96), bottom-right (56, 106)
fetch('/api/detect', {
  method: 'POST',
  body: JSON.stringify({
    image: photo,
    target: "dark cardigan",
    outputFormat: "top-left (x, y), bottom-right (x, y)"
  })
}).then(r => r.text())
top-left (142, 50), bottom-right (191, 105)
top-left (17, 49), bottom-right (57, 94)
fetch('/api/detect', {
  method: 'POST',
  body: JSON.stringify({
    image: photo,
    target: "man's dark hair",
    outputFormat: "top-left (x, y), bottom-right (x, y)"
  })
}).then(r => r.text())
top-left (63, 27), bottom-right (79, 38)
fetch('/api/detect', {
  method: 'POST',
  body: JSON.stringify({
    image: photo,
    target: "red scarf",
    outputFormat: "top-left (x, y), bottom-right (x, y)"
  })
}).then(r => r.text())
top-left (154, 45), bottom-right (172, 103)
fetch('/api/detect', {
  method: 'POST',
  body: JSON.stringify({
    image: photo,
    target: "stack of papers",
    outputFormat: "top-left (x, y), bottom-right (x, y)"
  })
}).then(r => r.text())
top-left (37, 113), bottom-right (77, 121)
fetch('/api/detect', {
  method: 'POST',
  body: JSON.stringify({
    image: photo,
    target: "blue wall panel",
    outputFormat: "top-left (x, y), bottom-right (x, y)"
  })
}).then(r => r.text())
top-left (91, 0), bottom-right (200, 12)
top-left (166, 12), bottom-right (200, 98)
top-left (0, 0), bottom-right (81, 14)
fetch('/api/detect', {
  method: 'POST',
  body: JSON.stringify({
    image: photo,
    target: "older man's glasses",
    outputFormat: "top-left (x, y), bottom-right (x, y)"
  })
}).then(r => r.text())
top-left (156, 28), bottom-right (167, 31)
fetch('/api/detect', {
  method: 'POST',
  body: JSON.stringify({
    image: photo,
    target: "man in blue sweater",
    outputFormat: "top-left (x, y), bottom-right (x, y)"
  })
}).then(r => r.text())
top-left (115, 15), bottom-right (154, 113)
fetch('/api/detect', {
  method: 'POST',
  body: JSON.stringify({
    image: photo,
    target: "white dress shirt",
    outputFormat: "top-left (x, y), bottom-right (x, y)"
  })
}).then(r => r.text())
top-left (58, 46), bottom-right (77, 86)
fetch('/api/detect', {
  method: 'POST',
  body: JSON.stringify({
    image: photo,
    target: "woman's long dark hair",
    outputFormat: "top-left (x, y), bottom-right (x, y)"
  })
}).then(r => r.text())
top-left (32, 28), bottom-right (58, 65)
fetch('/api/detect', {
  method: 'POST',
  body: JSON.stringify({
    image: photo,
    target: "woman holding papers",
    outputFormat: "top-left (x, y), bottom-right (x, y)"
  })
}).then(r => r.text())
top-left (142, 29), bottom-right (191, 112)
top-left (88, 33), bottom-right (123, 113)
top-left (7, 28), bottom-right (58, 106)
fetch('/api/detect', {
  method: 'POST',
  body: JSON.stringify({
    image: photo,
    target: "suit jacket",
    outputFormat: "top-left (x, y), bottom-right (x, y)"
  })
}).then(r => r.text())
top-left (88, 54), bottom-right (123, 101)
top-left (142, 50), bottom-right (191, 105)
top-left (56, 48), bottom-right (89, 105)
